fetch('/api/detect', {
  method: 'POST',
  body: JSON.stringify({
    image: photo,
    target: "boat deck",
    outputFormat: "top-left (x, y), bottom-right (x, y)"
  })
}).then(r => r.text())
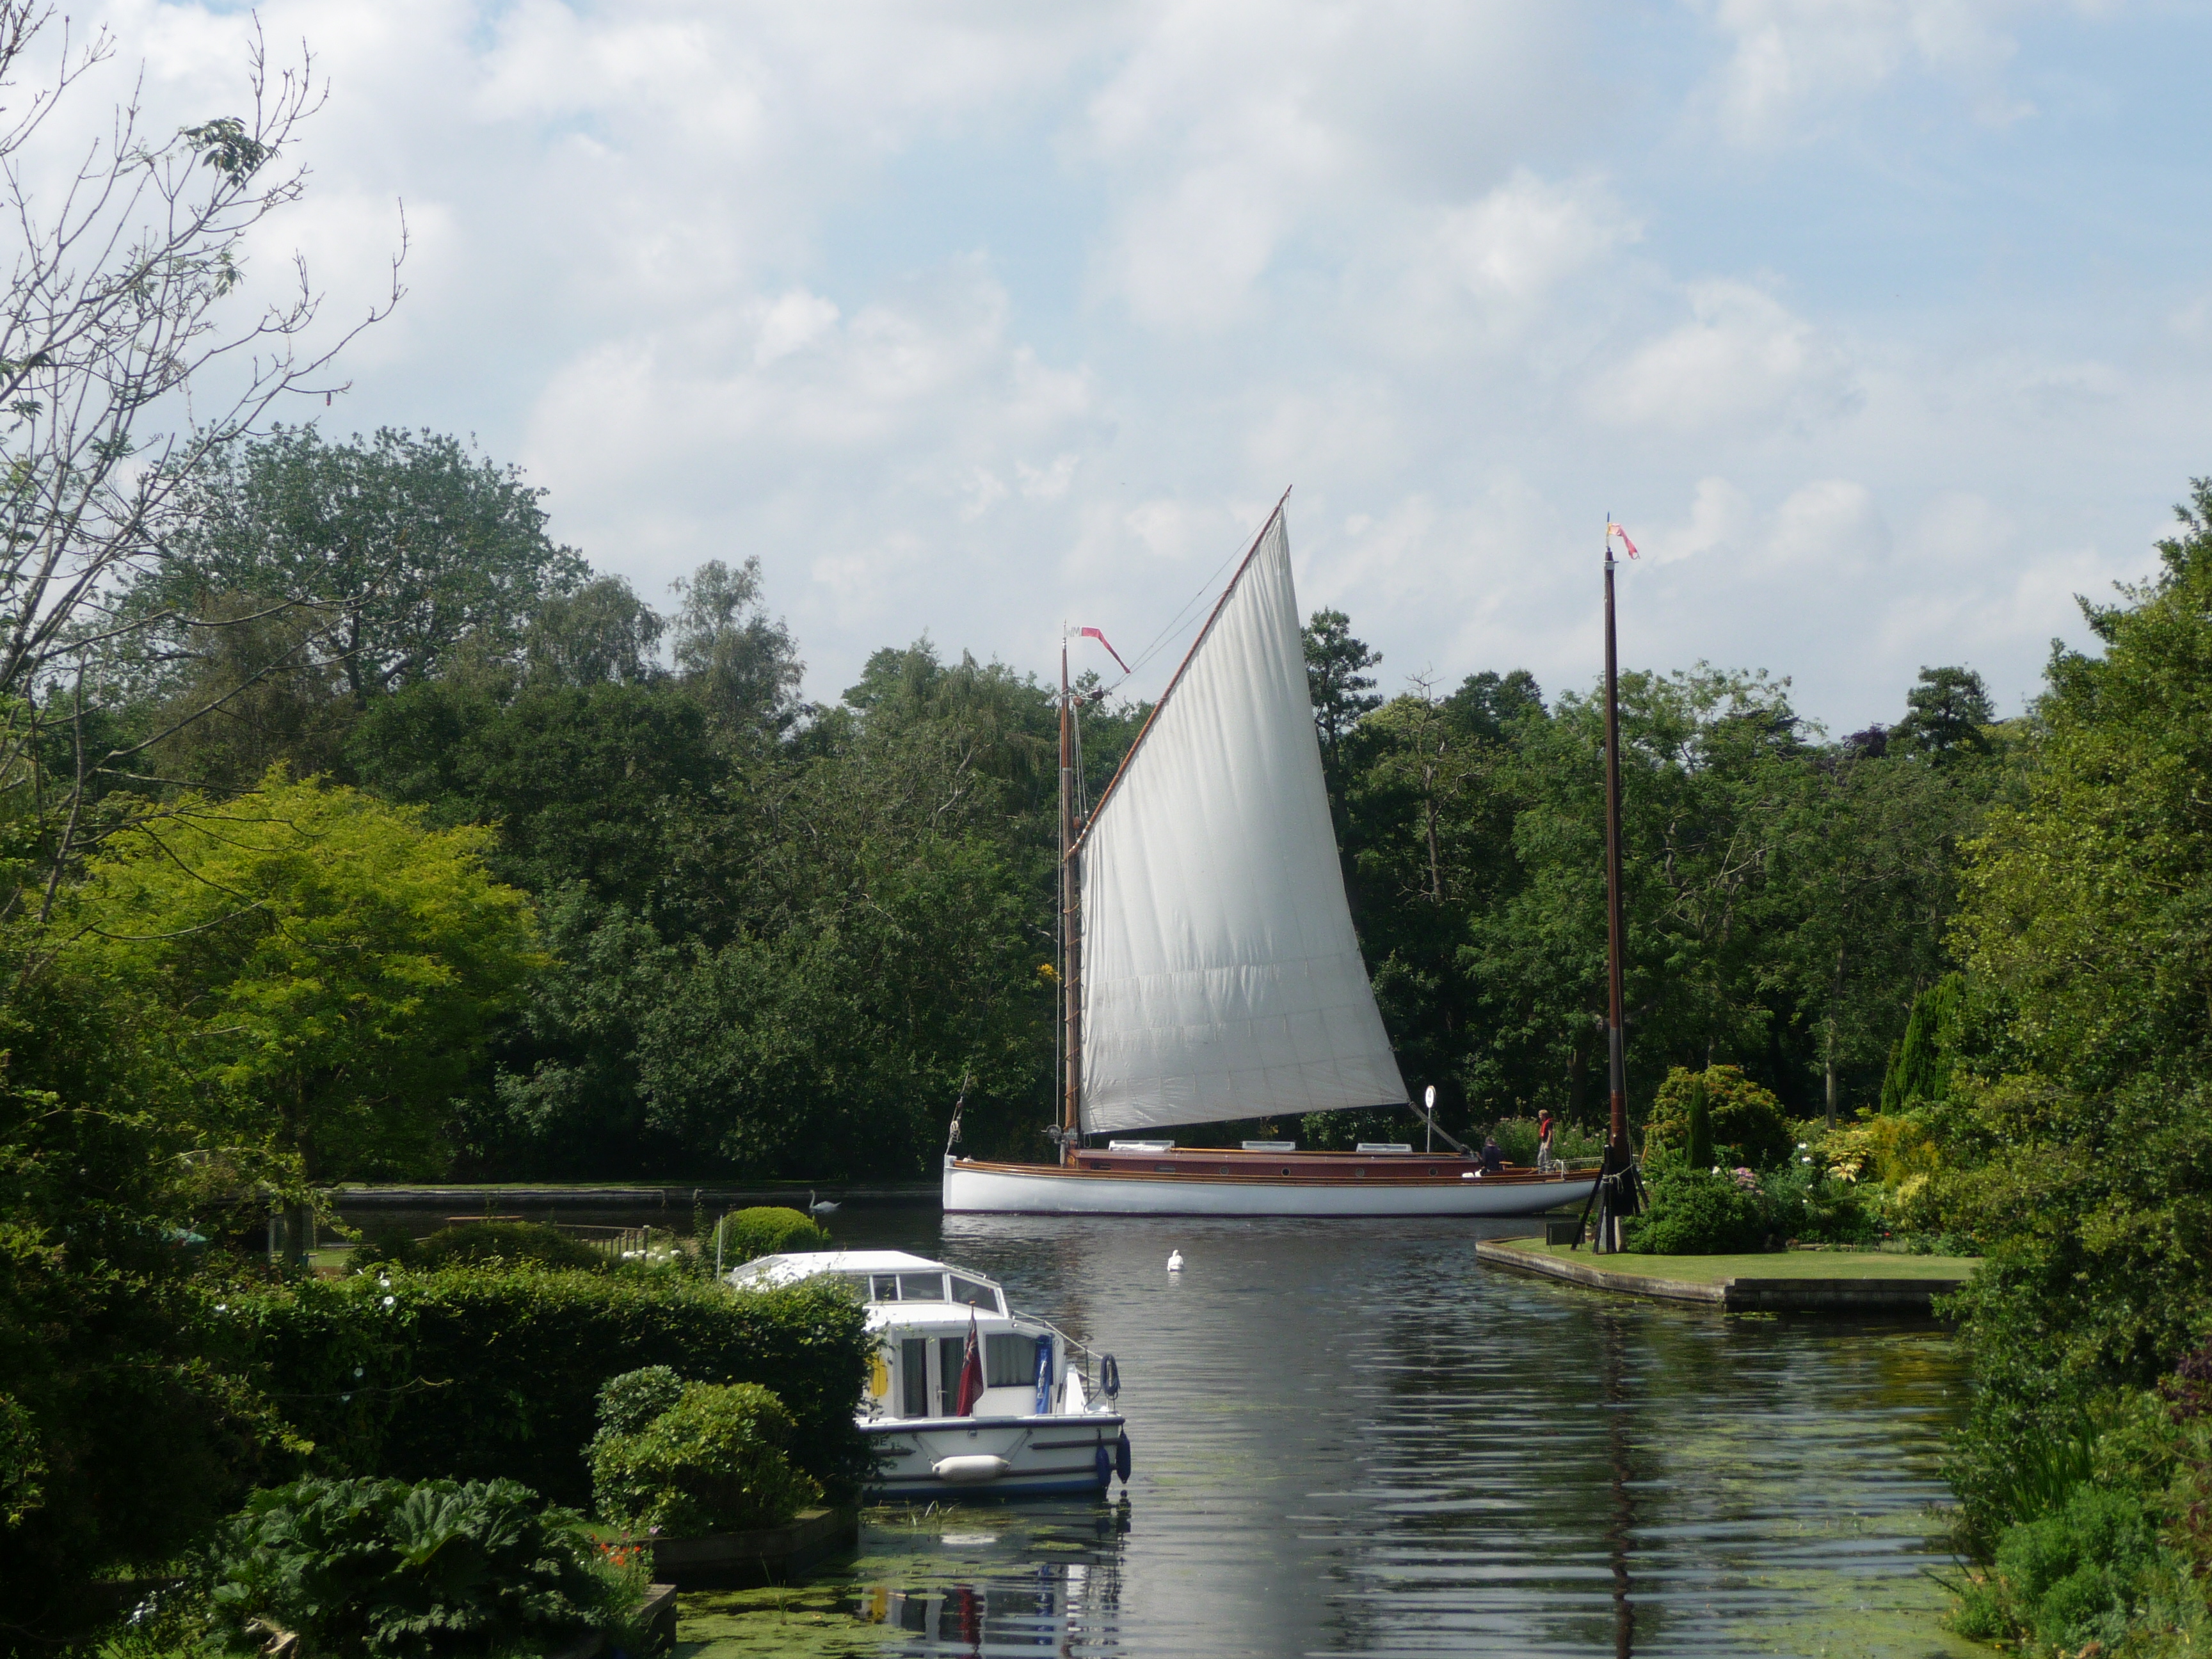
top-left (1055, 1146), bottom-right (1579, 1186)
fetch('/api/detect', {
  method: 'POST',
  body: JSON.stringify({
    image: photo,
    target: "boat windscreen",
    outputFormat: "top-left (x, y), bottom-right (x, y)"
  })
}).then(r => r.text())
top-left (898, 1272), bottom-right (947, 1301)
top-left (949, 1275), bottom-right (1000, 1312)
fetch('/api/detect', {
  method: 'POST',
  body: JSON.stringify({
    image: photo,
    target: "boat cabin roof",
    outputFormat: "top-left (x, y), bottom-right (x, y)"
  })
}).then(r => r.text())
top-left (726, 1250), bottom-right (1011, 1318)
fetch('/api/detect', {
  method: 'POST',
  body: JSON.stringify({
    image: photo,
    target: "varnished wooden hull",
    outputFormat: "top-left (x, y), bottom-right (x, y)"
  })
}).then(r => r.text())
top-left (942, 1152), bottom-right (1595, 1217)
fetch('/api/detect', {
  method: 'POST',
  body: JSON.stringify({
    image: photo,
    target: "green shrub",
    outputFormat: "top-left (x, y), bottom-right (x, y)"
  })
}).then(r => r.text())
top-left (223, 1264), bottom-right (871, 1506)
top-left (203, 1475), bottom-right (637, 1659)
top-left (588, 1374), bottom-right (822, 1536)
top-left (1756, 1157), bottom-right (1877, 1246)
top-left (591, 1365), bottom-right (685, 1439)
top-left (1948, 1483), bottom-right (2162, 1653)
top-left (714, 1207), bottom-right (828, 1265)
top-left (1684, 1077), bottom-right (1713, 1169)
top-left (1642, 1065), bottom-right (1793, 1169)
top-left (1622, 1166), bottom-right (1772, 1254)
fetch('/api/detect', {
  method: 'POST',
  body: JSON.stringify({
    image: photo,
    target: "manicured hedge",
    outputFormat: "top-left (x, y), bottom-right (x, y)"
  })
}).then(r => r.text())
top-left (362, 1221), bottom-right (608, 1274)
top-left (216, 1265), bottom-right (869, 1505)
top-left (716, 1206), bottom-right (829, 1264)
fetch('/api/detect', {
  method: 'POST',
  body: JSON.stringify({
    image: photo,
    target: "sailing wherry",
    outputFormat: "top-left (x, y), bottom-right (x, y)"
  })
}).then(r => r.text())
top-left (942, 497), bottom-right (1598, 1219)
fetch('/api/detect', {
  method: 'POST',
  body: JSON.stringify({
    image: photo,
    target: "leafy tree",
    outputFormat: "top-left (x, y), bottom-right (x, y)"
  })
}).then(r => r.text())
top-left (53, 769), bottom-right (541, 1180)
top-left (349, 680), bottom-right (721, 913)
top-left (1461, 666), bottom-right (1805, 1124)
top-left (1338, 672), bottom-right (1537, 1134)
top-left (1894, 664), bottom-right (1996, 762)
top-left (1302, 609), bottom-right (1382, 807)
top-left (671, 557), bottom-right (803, 736)
top-left (1939, 479), bottom-right (2212, 1537)
top-left (137, 426), bottom-right (588, 710)
top-left (1766, 742), bottom-right (1991, 1124)
top-left (525, 575), bottom-right (666, 689)
top-left (138, 599), bottom-right (359, 795)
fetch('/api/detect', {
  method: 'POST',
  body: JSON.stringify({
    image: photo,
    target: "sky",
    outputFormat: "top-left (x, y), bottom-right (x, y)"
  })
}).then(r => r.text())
top-left (61, 0), bottom-right (2212, 733)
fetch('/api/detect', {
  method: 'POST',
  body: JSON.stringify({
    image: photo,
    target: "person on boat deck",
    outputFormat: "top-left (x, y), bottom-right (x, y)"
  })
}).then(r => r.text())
top-left (1479, 1136), bottom-right (1504, 1174)
top-left (1536, 1111), bottom-right (1556, 1171)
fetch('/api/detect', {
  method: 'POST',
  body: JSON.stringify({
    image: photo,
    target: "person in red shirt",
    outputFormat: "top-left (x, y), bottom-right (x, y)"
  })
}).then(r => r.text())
top-left (1537, 1110), bottom-right (1557, 1172)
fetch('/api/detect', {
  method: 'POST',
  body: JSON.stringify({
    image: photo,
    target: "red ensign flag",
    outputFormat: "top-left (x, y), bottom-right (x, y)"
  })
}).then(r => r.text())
top-left (1607, 522), bottom-right (1640, 559)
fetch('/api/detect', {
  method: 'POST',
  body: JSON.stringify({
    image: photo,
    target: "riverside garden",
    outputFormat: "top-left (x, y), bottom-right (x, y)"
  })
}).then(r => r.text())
top-left (3, 7), bottom-right (2212, 1650)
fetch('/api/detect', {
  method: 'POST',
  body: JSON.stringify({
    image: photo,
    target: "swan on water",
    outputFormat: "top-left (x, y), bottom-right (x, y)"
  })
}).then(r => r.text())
top-left (808, 1190), bottom-right (841, 1215)
top-left (1167, 1249), bottom-right (1183, 1272)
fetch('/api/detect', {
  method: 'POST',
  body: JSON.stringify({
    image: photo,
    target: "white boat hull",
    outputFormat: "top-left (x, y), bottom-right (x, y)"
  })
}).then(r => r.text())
top-left (943, 1157), bottom-right (1596, 1217)
top-left (862, 1412), bottom-right (1126, 1499)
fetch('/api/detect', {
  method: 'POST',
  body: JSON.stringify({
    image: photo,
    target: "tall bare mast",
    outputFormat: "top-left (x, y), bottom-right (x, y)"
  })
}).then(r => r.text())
top-left (1588, 515), bottom-right (1646, 1253)
top-left (1602, 521), bottom-right (1628, 1155)
top-left (1059, 637), bottom-right (1082, 1162)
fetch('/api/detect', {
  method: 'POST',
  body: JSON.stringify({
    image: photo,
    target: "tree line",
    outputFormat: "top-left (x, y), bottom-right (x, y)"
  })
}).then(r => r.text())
top-left (8, 417), bottom-right (2023, 1183)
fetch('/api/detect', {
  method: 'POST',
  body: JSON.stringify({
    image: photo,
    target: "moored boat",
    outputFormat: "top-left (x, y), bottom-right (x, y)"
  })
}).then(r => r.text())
top-left (947, 1143), bottom-right (1591, 1216)
top-left (727, 1249), bottom-right (1130, 1499)
top-left (942, 497), bottom-right (1598, 1219)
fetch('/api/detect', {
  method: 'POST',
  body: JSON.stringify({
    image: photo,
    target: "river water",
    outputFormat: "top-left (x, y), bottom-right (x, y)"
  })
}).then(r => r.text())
top-left (342, 1201), bottom-right (1977, 1658)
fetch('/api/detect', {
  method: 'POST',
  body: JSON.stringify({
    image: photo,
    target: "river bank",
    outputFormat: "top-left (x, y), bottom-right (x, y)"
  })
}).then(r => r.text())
top-left (331, 1180), bottom-right (940, 1209)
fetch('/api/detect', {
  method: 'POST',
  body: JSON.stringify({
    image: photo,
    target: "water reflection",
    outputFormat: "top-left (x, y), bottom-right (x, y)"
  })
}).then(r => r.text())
top-left (847, 1500), bottom-right (1130, 1653)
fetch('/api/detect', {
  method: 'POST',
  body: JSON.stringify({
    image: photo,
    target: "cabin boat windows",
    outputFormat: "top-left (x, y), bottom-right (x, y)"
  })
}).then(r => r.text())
top-left (986, 1333), bottom-right (1047, 1388)
top-left (859, 1271), bottom-right (1004, 1313)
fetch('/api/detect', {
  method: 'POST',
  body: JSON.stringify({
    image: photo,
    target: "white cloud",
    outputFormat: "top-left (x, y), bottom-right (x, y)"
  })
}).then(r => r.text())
top-left (1768, 478), bottom-right (1889, 572)
top-left (1649, 477), bottom-right (1757, 566)
top-left (1600, 280), bottom-right (1856, 435)
top-left (1436, 170), bottom-right (1639, 304)
top-left (1691, 0), bottom-right (2063, 141)
top-left (752, 291), bottom-right (842, 367)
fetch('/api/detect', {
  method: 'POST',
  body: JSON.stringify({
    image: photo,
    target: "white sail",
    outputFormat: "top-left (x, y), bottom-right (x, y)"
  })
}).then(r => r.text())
top-left (1077, 507), bottom-right (1409, 1134)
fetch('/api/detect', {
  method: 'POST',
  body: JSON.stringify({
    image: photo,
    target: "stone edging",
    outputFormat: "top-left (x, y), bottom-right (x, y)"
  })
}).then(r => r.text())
top-left (644, 1506), bottom-right (860, 1589)
top-left (1474, 1238), bottom-right (1967, 1312)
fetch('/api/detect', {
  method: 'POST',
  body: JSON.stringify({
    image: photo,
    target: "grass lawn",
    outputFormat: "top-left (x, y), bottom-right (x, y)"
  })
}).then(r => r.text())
top-left (1496, 1238), bottom-right (1980, 1283)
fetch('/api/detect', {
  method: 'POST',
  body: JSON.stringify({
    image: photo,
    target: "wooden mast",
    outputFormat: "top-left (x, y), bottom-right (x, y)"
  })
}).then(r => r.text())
top-left (1602, 519), bottom-right (1629, 1155)
top-left (1591, 514), bottom-right (1646, 1251)
top-left (1059, 635), bottom-right (1081, 1162)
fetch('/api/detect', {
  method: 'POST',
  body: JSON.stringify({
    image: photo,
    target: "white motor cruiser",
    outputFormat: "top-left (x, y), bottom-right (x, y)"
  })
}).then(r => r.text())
top-left (727, 1249), bottom-right (1131, 1500)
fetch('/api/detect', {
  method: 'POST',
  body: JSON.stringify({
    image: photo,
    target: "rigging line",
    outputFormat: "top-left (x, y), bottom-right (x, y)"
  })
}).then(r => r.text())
top-left (1116, 514), bottom-right (1274, 683)
top-left (1073, 694), bottom-right (1089, 817)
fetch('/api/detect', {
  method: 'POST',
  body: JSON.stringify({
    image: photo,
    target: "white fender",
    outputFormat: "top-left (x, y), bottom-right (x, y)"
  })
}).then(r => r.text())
top-left (931, 1454), bottom-right (1011, 1484)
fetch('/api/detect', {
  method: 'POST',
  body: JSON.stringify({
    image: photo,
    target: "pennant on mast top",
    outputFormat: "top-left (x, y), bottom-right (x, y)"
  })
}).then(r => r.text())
top-left (1607, 521), bottom-right (1640, 559)
top-left (1077, 625), bottom-right (1130, 674)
